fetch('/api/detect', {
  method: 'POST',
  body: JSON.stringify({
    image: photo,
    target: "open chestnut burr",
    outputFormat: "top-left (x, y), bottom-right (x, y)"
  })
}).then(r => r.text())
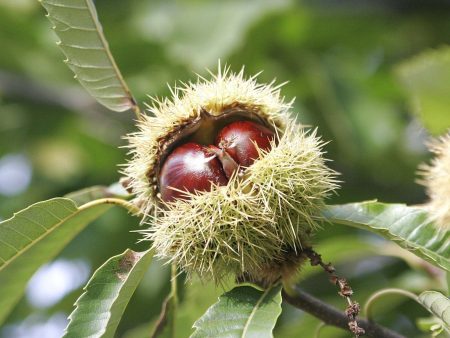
top-left (124, 68), bottom-right (338, 286)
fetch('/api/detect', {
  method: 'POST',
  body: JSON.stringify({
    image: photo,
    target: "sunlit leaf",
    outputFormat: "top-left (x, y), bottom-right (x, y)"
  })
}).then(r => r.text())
top-left (324, 201), bottom-right (449, 272)
top-left (418, 291), bottom-right (450, 333)
top-left (191, 284), bottom-right (282, 338)
top-left (39, 0), bottom-right (138, 113)
top-left (64, 249), bottom-right (154, 338)
top-left (416, 316), bottom-right (445, 337)
top-left (0, 197), bottom-right (112, 325)
top-left (396, 46), bottom-right (450, 135)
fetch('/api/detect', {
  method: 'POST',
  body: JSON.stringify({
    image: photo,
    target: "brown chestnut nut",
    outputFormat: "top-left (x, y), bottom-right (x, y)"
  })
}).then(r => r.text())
top-left (215, 120), bottom-right (274, 168)
top-left (158, 120), bottom-right (275, 203)
top-left (159, 142), bottom-right (228, 202)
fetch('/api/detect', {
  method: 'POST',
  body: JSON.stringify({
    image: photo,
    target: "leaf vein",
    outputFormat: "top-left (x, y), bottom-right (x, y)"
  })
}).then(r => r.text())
top-left (65, 61), bottom-right (114, 70)
top-left (42, 1), bottom-right (87, 10)
top-left (0, 238), bottom-right (19, 254)
top-left (50, 16), bottom-right (96, 31)
top-left (59, 43), bottom-right (104, 51)
top-left (0, 204), bottom-right (81, 271)
top-left (3, 225), bottom-right (35, 242)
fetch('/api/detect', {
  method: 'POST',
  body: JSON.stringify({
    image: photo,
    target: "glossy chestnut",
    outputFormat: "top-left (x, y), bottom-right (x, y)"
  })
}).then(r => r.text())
top-left (158, 120), bottom-right (275, 203)
top-left (158, 142), bottom-right (228, 202)
top-left (215, 120), bottom-right (274, 167)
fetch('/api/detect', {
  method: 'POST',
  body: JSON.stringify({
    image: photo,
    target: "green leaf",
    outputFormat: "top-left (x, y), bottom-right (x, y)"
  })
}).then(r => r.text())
top-left (0, 197), bottom-right (111, 325)
top-left (418, 291), bottom-right (450, 333)
top-left (447, 272), bottom-right (450, 295)
top-left (323, 201), bottom-right (450, 272)
top-left (39, 0), bottom-right (138, 113)
top-left (416, 316), bottom-right (445, 337)
top-left (396, 46), bottom-right (450, 135)
top-left (191, 284), bottom-right (282, 338)
top-left (65, 182), bottom-right (130, 206)
top-left (176, 278), bottom-right (230, 337)
top-left (64, 249), bottom-right (154, 338)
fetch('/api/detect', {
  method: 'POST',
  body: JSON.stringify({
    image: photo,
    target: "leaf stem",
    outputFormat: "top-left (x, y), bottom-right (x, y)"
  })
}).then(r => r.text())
top-left (131, 97), bottom-right (143, 121)
top-left (313, 322), bottom-right (327, 338)
top-left (364, 288), bottom-right (419, 321)
top-left (170, 263), bottom-right (178, 335)
top-left (170, 263), bottom-right (178, 303)
top-left (79, 198), bottom-right (140, 215)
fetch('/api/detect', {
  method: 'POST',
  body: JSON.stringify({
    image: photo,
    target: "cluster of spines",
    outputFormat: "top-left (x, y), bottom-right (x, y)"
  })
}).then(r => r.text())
top-left (418, 131), bottom-right (450, 229)
top-left (144, 120), bottom-right (339, 282)
top-left (123, 67), bottom-right (292, 218)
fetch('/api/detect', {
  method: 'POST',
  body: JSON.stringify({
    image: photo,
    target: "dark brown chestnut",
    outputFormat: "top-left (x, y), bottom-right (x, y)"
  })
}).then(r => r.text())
top-left (158, 120), bottom-right (275, 203)
top-left (215, 120), bottom-right (274, 167)
top-left (159, 142), bottom-right (228, 202)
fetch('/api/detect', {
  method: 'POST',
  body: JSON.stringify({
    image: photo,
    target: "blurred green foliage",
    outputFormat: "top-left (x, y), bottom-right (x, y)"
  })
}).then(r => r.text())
top-left (0, 0), bottom-right (449, 337)
top-left (397, 46), bottom-right (450, 135)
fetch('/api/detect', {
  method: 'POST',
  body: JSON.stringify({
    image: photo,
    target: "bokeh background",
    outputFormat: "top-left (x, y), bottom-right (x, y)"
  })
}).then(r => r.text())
top-left (0, 0), bottom-right (449, 337)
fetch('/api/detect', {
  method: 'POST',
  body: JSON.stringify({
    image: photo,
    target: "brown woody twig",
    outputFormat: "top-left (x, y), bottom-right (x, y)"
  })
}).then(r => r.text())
top-left (282, 286), bottom-right (406, 338)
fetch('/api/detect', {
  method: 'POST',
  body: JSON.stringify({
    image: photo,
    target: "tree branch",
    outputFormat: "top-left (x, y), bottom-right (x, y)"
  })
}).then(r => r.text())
top-left (282, 286), bottom-right (406, 338)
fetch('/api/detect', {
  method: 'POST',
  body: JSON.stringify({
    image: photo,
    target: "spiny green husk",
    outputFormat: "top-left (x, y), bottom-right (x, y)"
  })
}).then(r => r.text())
top-left (143, 121), bottom-right (339, 283)
top-left (124, 67), bottom-right (339, 283)
top-left (418, 131), bottom-right (450, 229)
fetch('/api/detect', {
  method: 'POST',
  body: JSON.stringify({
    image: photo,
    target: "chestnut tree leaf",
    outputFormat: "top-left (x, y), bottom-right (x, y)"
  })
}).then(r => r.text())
top-left (324, 201), bottom-right (450, 272)
top-left (418, 291), bottom-right (450, 333)
top-left (396, 46), bottom-right (450, 135)
top-left (176, 278), bottom-right (228, 337)
top-left (0, 197), bottom-right (112, 325)
top-left (191, 284), bottom-right (282, 338)
top-left (39, 0), bottom-right (139, 113)
top-left (64, 249), bottom-right (154, 338)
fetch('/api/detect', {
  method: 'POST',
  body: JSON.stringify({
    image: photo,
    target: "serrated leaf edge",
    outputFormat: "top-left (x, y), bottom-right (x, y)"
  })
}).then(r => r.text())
top-left (39, 0), bottom-right (139, 114)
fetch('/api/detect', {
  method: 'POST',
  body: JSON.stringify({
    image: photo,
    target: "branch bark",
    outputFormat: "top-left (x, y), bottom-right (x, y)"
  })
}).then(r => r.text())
top-left (282, 286), bottom-right (406, 338)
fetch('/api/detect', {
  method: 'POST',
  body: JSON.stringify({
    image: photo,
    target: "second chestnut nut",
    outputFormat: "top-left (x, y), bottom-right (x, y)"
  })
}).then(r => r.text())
top-left (158, 120), bottom-right (275, 202)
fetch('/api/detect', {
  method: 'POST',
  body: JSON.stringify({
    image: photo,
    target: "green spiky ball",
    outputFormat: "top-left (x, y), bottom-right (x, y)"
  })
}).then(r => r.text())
top-left (124, 67), bottom-right (339, 284)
